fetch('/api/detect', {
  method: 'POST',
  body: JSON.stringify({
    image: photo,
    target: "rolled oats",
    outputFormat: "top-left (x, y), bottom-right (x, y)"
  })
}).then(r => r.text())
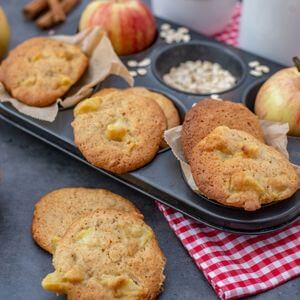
top-left (129, 70), bottom-right (138, 77)
top-left (127, 60), bottom-right (138, 67)
top-left (248, 61), bottom-right (260, 68)
top-left (163, 60), bottom-right (236, 94)
top-left (250, 70), bottom-right (263, 77)
top-left (138, 58), bottom-right (151, 67)
top-left (137, 68), bottom-right (147, 76)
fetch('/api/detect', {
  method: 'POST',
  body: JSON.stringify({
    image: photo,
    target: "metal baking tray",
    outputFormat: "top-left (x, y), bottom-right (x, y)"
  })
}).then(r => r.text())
top-left (1, 17), bottom-right (299, 234)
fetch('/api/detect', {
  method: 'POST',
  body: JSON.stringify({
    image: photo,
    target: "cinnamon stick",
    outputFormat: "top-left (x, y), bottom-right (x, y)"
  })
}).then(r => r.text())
top-left (23, 0), bottom-right (48, 20)
top-left (48, 0), bottom-right (66, 22)
top-left (36, 0), bottom-right (80, 29)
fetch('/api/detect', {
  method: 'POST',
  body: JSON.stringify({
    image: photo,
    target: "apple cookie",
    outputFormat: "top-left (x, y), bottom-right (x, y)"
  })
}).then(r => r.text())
top-left (182, 99), bottom-right (265, 162)
top-left (94, 87), bottom-right (118, 98)
top-left (32, 188), bottom-right (142, 254)
top-left (95, 87), bottom-right (181, 148)
top-left (0, 37), bottom-right (88, 107)
top-left (190, 126), bottom-right (299, 211)
top-left (42, 209), bottom-right (166, 300)
top-left (72, 90), bottom-right (167, 174)
top-left (129, 87), bottom-right (181, 147)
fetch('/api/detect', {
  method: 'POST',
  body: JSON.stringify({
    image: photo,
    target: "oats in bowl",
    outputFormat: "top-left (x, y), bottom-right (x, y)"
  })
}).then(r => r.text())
top-left (163, 60), bottom-right (237, 94)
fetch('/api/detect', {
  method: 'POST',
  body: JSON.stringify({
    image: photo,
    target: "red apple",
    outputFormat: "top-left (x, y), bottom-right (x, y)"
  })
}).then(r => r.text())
top-left (255, 67), bottom-right (300, 136)
top-left (79, 0), bottom-right (157, 56)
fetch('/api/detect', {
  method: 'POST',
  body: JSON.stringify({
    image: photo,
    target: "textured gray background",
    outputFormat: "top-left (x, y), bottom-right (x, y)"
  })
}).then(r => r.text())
top-left (0, 0), bottom-right (299, 299)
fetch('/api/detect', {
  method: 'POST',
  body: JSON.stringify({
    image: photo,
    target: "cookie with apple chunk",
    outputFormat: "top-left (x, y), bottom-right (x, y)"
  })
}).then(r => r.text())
top-left (42, 209), bottom-right (166, 300)
top-left (182, 99), bottom-right (265, 162)
top-left (32, 187), bottom-right (142, 254)
top-left (72, 90), bottom-right (167, 174)
top-left (190, 126), bottom-right (299, 211)
top-left (95, 87), bottom-right (181, 148)
top-left (0, 37), bottom-right (88, 107)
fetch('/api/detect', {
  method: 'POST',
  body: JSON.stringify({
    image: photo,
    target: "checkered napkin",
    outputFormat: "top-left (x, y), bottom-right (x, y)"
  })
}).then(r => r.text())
top-left (157, 3), bottom-right (300, 299)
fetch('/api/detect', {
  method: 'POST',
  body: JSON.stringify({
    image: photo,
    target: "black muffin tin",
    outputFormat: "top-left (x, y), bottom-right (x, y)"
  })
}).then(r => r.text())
top-left (0, 18), bottom-right (299, 234)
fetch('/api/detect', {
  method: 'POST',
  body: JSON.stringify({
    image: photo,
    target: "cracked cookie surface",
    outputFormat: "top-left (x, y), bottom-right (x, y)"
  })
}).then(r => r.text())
top-left (32, 188), bottom-right (141, 254)
top-left (190, 126), bottom-right (299, 211)
top-left (42, 209), bottom-right (166, 300)
top-left (94, 87), bottom-right (181, 148)
top-left (72, 90), bottom-right (167, 174)
top-left (182, 99), bottom-right (265, 162)
top-left (0, 37), bottom-right (88, 107)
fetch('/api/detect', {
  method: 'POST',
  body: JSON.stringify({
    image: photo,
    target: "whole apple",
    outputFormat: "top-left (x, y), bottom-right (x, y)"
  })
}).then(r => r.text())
top-left (255, 67), bottom-right (300, 136)
top-left (0, 6), bottom-right (10, 60)
top-left (79, 0), bottom-right (157, 56)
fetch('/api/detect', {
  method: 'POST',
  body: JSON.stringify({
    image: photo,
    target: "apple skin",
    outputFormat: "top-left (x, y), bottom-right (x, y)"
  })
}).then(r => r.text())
top-left (255, 67), bottom-right (300, 136)
top-left (0, 6), bottom-right (10, 60)
top-left (79, 0), bottom-right (156, 56)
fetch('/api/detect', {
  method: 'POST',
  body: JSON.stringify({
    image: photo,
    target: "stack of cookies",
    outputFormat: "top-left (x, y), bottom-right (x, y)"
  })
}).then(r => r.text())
top-left (72, 87), bottom-right (181, 174)
top-left (182, 99), bottom-right (299, 211)
top-left (0, 37), bottom-right (88, 107)
top-left (32, 188), bottom-right (166, 299)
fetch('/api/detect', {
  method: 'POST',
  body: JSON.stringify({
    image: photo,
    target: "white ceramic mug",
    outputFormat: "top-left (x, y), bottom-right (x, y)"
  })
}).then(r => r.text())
top-left (152, 0), bottom-right (238, 35)
top-left (239, 0), bottom-right (300, 66)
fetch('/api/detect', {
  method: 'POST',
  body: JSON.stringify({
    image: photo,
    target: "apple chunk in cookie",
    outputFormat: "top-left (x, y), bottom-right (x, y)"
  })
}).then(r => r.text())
top-left (72, 90), bottom-right (167, 174)
top-left (42, 210), bottom-right (166, 300)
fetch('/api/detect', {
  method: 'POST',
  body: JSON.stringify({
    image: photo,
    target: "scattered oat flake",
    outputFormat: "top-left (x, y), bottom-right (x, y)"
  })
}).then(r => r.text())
top-left (127, 60), bottom-right (138, 67)
top-left (256, 65), bottom-right (270, 73)
top-left (138, 58), bottom-right (151, 67)
top-left (129, 70), bottom-right (137, 77)
top-left (211, 94), bottom-right (220, 100)
top-left (160, 24), bottom-right (192, 44)
top-left (160, 31), bottom-right (167, 38)
top-left (161, 23), bottom-right (171, 31)
top-left (178, 27), bottom-right (189, 34)
top-left (248, 61), bottom-right (260, 68)
top-left (165, 37), bottom-right (174, 44)
top-left (250, 70), bottom-right (263, 77)
top-left (182, 35), bottom-right (191, 42)
top-left (137, 68), bottom-right (147, 76)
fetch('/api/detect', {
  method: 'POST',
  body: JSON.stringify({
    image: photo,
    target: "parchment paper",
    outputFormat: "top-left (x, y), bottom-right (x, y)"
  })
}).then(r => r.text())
top-left (165, 121), bottom-right (300, 194)
top-left (0, 27), bottom-right (134, 122)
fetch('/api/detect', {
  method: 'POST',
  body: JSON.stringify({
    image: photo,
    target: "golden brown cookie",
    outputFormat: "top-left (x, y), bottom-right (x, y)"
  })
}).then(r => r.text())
top-left (128, 87), bottom-right (180, 130)
top-left (129, 87), bottom-right (181, 148)
top-left (32, 188), bottom-right (142, 254)
top-left (0, 37), bottom-right (88, 107)
top-left (190, 126), bottom-right (299, 211)
top-left (42, 209), bottom-right (166, 300)
top-left (94, 88), bottom-right (118, 98)
top-left (94, 87), bottom-right (181, 148)
top-left (182, 99), bottom-right (265, 162)
top-left (72, 90), bottom-right (167, 174)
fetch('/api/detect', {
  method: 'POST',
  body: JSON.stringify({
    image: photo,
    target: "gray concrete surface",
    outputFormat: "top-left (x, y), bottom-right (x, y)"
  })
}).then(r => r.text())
top-left (0, 0), bottom-right (299, 299)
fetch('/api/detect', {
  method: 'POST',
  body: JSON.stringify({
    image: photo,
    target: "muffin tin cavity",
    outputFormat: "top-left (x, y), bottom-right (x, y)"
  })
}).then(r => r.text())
top-left (243, 79), bottom-right (264, 112)
top-left (152, 41), bottom-right (246, 95)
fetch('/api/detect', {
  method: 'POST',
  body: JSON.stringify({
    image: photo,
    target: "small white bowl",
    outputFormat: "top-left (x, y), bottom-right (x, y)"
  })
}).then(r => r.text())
top-left (152, 0), bottom-right (238, 35)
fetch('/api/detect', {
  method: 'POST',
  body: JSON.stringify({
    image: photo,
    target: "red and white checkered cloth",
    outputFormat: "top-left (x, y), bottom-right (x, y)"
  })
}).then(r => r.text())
top-left (157, 3), bottom-right (300, 299)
